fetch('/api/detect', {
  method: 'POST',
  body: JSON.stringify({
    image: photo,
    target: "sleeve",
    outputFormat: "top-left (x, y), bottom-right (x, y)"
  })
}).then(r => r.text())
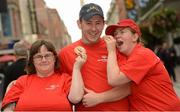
top-left (120, 49), bottom-right (160, 84)
top-left (61, 73), bottom-right (72, 95)
top-left (2, 75), bottom-right (27, 109)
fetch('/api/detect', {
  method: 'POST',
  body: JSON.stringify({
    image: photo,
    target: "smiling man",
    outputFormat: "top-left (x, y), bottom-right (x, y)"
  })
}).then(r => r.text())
top-left (59, 3), bottom-right (129, 111)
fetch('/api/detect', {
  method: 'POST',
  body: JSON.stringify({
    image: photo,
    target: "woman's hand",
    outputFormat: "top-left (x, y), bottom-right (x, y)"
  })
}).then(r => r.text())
top-left (103, 35), bottom-right (116, 52)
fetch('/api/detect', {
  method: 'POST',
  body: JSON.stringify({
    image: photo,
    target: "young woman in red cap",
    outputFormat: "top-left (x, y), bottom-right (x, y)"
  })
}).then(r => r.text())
top-left (104, 19), bottom-right (180, 111)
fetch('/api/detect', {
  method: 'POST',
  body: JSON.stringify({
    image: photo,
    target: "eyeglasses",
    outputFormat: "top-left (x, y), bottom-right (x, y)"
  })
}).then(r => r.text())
top-left (33, 53), bottom-right (54, 62)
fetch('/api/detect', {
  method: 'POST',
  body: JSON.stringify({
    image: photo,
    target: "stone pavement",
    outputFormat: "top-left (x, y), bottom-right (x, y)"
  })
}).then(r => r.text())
top-left (173, 65), bottom-right (180, 97)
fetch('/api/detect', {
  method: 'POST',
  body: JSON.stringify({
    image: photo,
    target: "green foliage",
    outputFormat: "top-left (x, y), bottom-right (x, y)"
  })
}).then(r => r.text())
top-left (140, 0), bottom-right (159, 16)
top-left (140, 25), bottom-right (162, 50)
top-left (149, 8), bottom-right (179, 38)
top-left (140, 8), bottom-right (180, 49)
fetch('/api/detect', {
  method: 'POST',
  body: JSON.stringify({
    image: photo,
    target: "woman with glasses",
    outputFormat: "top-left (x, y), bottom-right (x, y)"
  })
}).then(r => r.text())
top-left (1, 39), bottom-right (86, 111)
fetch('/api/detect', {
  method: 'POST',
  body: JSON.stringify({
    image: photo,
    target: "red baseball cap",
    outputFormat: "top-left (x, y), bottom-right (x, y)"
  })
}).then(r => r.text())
top-left (105, 19), bottom-right (142, 37)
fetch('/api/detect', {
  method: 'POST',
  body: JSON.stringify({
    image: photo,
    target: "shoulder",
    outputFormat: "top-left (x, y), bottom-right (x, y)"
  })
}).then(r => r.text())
top-left (17, 74), bottom-right (28, 80)
top-left (57, 73), bottom-right (71, 84)
top-left (6, 59), bottom-right (26, 70)
top-left (132, 45), bottom-right (160, 63)
top-left (59, 40), bottom-right (81, 54)
top-left (16, 74), bottom-right (35, 83)
top-left (53, 72), bottom-right (71, 78)
top-left (10, 75), bottom-right (29, 89)
top-left (58, 40), bottom-right (81, 59)
top-left (61, 40), bottom-right (81, 51)
top-left (134, 44), bottom-right (156, 57)
top-left (61, 73), bottom-right (71, 79)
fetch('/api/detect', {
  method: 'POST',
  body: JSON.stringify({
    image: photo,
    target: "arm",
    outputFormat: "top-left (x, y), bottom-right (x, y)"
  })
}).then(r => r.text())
top-left (97, 83), bottom-right (130, 103)
top-left (2, 80), bottom-right (17, 111)
top-left (2, 102), bottom-right (16, 111)
top-left (104, 36), bottom-right (131, 86)
top-left (82, 83), bottom-right (130, 107)
top-left (5, 80), bottom-right (16, 94)
top-left (68, 53), bottom-right (87, 104)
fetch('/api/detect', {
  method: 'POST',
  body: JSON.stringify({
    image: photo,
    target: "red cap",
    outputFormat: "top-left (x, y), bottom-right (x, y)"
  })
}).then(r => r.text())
top-left (105, 19), bottom-right (141, 37)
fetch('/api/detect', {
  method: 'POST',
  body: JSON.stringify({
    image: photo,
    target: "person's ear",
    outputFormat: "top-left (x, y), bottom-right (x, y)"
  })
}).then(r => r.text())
top-left (133, 33), bottom-right (139, 42)
top-left (77, 20), bottom-right (81, 29)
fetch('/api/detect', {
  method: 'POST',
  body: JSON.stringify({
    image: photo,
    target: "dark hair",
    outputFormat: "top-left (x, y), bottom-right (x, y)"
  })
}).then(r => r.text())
top-left (127, 27), bottom-right (142, 43)
top-left (26, 39), bottom-right (59, 74)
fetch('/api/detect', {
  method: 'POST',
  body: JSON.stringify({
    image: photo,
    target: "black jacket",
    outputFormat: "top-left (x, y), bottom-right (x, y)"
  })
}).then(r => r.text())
top-left (3, 58), bottom-right (27, 95)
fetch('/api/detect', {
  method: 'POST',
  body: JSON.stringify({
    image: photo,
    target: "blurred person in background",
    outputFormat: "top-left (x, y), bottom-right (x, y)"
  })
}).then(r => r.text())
top-left (158, 42), bottom-right (177, 82)
top-left (3, 40), bottom-right (28, 96)
top-left (1, 39), bottom-right (85, 111)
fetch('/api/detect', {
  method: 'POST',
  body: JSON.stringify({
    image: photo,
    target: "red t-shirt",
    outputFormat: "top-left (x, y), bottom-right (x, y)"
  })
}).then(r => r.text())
top-left (118, 44), bottom-right (180, 111)
top-left (2, 72), bottom-right (72, 111)
top-left (59, 39), bottom-right (129, 111)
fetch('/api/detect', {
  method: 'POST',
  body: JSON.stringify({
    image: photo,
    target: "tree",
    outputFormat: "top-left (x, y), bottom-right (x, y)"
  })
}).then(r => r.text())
top-left (140, 8), bottom-right (180, 49)
top-left (149, 8), bottom-right (179, 38)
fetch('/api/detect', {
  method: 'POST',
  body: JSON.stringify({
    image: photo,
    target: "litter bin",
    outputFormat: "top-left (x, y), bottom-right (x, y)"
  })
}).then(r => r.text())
top-left (0, 73), bottom-right (5, 101)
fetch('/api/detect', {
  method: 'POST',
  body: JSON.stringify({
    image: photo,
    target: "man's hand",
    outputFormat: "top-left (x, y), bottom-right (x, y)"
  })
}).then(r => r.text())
top-left (82, 88), bottom-right (101, 107)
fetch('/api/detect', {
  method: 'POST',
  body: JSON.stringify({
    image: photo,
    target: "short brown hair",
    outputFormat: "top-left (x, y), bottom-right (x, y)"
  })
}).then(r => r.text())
top-left (26, 39), bottom-right (59, 74)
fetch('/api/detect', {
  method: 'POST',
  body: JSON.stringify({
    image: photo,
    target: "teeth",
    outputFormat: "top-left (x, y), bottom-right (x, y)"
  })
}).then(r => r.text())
top-left (89, 32), bottom-right (97, 36)
top-left (90, 34), bottom-right (96, 36)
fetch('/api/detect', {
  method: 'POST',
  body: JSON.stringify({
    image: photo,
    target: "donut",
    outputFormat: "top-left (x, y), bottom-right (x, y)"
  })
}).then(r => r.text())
top-left (74, 46), bottom-right (86, 55)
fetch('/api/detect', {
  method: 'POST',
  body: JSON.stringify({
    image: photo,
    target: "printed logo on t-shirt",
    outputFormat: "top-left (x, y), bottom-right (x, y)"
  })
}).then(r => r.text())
top-left (45, 84), bottom-right (59, 90)
top-left (97, 55), bottom-right (107, 62)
